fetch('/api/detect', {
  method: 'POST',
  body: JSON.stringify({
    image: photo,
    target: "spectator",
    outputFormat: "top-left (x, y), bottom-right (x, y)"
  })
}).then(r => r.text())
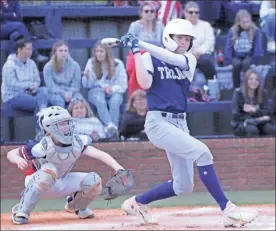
top-left (111, 0), bottom-right (138, 7)
top-left (184, 1), bottom-right (217, 81)
top-left (1, 35), bottom-right (48, 140)
top-left (120, 89), bottom-right (147, 140)
top-left (128, 1), bottom-right (164, 46)
top-left (67, 97), bottom-right (108, 145)
top-left (127, 1), bottom-right (164, 96)
top-left (260, 0), bottom-right (275, 52)
top-left (224, 9), bottom-right (264, 88)
top-left (0, 0), bottom-right (48, 63)
top-left (272, 88), bottom-right (276, 130)
top-left (82, 41), bottom-right (127, 137)
top-left (43, 40), bottom-right (83, 108)
top-left (231, 69), bottom-right (274, 137)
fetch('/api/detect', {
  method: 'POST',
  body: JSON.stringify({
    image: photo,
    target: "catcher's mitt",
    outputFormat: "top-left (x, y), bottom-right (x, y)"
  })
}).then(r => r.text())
top-left (103, 169), bottom-right (134, 200)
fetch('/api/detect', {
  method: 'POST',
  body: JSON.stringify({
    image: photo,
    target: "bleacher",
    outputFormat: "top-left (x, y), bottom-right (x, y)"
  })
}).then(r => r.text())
top-left (0, 0), bottom-right (275, 143)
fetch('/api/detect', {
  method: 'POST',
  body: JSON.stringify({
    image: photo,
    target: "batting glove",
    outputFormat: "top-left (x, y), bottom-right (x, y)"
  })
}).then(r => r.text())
top-left (120, 33), bottom-right (140, 54)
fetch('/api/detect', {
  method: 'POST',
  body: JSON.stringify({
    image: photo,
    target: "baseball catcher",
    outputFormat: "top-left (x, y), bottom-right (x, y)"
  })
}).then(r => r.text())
top-left (7, 106), bottom-right (134, 225)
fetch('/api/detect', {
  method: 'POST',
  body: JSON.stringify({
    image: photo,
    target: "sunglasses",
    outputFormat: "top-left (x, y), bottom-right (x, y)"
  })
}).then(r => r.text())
top-left (187, 11), bottom-right (199, 15)
top-left (144, 9), bottom-right (155, 14)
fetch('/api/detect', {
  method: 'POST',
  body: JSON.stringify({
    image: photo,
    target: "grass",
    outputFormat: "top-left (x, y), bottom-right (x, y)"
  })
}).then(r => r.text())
top-left (1, 190), bottom-right (275, 214)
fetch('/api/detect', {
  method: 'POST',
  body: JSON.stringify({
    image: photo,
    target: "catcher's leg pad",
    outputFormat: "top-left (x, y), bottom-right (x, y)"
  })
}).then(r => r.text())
top-left (66, 172), bottom-right (102, 211)
top-left (15, 163), bottom-right (58, 218)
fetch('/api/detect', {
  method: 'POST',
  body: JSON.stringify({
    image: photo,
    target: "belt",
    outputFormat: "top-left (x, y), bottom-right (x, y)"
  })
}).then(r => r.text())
top-left (161, 112), bottom-right (186, 120)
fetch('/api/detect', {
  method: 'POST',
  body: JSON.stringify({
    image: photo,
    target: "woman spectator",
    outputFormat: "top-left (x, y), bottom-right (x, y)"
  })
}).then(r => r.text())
top-left (120, 89), bottom-right (147, 140)
top-left (183, 1), bottom-right (216, 81)
top-left (260, 0), bottom-right (275, 52)
top-left (43, 40), bottom-right (83, 108)
top-left (0, 0), bottom-right (48, 62)
top-left (1, 35), bottom-right (48, 140)
top-left (231, 69), bottom-right (274, 137)
top-left (127, 1), bottom-right (164, 96)
top-left (68, 97), bottom-right (108, 145)
top-left (128, 1), bottom-right (164, 46)
top-left (82, 41), bottom-right (127, 137)
top-left (224, 9), bottom-right (264, 89)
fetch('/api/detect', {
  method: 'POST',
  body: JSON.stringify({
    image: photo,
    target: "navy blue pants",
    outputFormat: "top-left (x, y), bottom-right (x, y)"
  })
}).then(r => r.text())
top-left (0, 21), bottom-right (38, 55)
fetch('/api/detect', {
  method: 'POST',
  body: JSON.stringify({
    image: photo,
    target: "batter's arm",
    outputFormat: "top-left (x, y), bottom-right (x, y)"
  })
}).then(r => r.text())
top-left (82, 146), bottom-right (124, 172)
top-left (134, 52), bottom-right (153, 90)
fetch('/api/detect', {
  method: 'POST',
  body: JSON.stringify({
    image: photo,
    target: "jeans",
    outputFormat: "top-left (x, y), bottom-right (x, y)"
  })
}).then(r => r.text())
top-left (88, 88), bottom-right (124, 127)
top-left (0, 21), bottom-right (39, 56)
top-left (197, 53), bottom-right (217, 80)
top-left (48, 92), bottom-right (83, 108)
top-left (232, 57), bottom-right (252, 88)
top-left (261, 14), bottom-right (275, 41)
top-left (6, 87), bottom-right (48, 132)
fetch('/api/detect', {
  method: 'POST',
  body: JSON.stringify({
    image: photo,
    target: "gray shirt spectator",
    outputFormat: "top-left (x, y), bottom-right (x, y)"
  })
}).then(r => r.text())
top-left (43, 40), bottom-right (82, 108)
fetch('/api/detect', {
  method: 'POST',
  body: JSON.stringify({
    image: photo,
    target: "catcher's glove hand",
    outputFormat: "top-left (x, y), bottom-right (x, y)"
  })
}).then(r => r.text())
top-left (103, 169), bottom-right (134, 200)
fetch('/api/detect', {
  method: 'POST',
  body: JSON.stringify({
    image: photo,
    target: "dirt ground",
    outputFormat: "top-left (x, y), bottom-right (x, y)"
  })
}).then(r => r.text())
top-left (1, 204), bottom-right (275, 230)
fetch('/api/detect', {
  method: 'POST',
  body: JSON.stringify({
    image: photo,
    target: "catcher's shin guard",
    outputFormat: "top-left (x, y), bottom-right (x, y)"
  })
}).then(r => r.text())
top-left (65, 172), bottom-right (102, 212)
top-left (12, 163), bottom-right (58, 224)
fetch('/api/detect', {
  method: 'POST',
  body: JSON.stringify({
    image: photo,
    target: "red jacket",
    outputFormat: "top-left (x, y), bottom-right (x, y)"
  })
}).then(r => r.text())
top-left (127, 50), bottom-right (146, 96)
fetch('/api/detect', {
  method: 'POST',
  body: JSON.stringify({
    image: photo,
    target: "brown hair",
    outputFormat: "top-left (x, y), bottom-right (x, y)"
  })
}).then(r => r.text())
top-left (51, 40), bottom-right (70, 73)
top-left (242, 68), bottom-right (263, 105)
top-left (139, 1), bottom-right (157, 32)
top-left (270, 1), bottom-right (275, 9)
top-left (127, 89), bottom-right (147, 112)
top-left (91, 40), bottom-right (115, 80)
top-left (231, 9), bottom-right (257, 45)
top-left (67, 98), bottom-right (94, 118)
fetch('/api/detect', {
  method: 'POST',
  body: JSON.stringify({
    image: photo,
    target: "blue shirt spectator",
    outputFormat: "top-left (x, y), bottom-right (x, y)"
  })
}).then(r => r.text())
top-left (82, 41), bottom-right (127, 138)
top-left (224, 9), bottom-right (264, 88)
top-left (43, 40), bottom-right (83, 108)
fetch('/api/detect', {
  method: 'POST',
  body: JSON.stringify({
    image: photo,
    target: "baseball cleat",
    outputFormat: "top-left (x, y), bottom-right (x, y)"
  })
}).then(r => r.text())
top-left (11, 212), bottom-right (29, 225)
top-left (121, 196), bottom-right (158, 225)
top-left (222, 201), bottom-right (258, 228)
top-left (65, 196), bottom-right (95, 219)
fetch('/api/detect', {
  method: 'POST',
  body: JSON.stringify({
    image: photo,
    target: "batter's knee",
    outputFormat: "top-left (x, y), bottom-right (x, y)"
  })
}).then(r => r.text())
top-left (35, 163), bottom-right (58, 189)
top-left (173, 180), bottom-right (194, 196)
top-left (196, 143), bottom-right (214, 166)
top-left (80, 172), bottom-right (102, 195)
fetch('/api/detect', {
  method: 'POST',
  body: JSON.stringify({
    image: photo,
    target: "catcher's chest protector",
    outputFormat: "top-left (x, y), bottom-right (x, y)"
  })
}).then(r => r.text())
top-left (32, 135), bottom-right (84, 178)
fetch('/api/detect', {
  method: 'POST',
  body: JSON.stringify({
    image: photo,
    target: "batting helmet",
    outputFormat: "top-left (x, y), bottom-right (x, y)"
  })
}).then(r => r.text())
top-left (162, 19), bottom-right (195, 52)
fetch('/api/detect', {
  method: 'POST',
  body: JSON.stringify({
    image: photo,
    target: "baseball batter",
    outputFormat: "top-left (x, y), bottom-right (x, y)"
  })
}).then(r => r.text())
top-left (7, 106), bottom-right (130, 225)
top-left (120, 19), bottom-right (258, 227)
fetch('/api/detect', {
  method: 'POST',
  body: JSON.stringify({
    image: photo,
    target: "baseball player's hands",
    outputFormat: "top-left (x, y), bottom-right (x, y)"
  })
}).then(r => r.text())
top-left (16, 157), bottom-right (29, 171)
top-left (120, 33), bottom-right (140, 54)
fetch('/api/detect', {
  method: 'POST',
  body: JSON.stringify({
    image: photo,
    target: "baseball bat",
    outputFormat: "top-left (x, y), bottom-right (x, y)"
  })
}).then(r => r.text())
top-left (101, 38), bottom-right (121, 47)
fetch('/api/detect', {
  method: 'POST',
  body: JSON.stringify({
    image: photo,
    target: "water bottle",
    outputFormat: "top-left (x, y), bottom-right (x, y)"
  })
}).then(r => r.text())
top-left (208, 76), bottom-right (220, 101)
top-left (217, 49), bottom-right (224, 67)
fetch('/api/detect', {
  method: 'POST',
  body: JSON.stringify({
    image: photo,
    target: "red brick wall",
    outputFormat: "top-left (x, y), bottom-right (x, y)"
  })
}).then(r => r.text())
top-left (1, 137), bottom-right (275, 199)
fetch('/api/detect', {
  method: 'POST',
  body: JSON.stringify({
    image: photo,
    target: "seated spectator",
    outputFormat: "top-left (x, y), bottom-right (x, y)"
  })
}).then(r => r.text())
top-left (128, 1), bottom-right (164, 46)
top-left (43, 40), bottom-right (83, 108)
top-left (82, 41), bottom-right (127, 137)
top-left (184, 1), bottom-right (217, 81)
top-left (224, 9), bottom-right (264, 88)
top-left (127, 1), bottom-right (164, 95)
top-left (67, 97), bottom-right (109, 145)
top-left (260, 0), bottom-right (275, 52)
top-left (231, 69), bottom-right (274, 137)
top-left (120, 89), bottom-right (147, 140)
top-left (1, 35), bottom-right (48, 140)
top-left (0, 0), bottom-right (48, 63)
top-left (111, 0), bottom-right (138, 7)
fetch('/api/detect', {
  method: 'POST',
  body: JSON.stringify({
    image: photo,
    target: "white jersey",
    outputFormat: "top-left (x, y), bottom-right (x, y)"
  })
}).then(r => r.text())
top-left (31, 135), bottom-right (84, 178)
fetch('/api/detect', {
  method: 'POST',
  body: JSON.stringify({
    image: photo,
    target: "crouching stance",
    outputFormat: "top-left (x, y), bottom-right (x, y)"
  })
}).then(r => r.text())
top-left (7, 106), bottom-right (133, 225)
